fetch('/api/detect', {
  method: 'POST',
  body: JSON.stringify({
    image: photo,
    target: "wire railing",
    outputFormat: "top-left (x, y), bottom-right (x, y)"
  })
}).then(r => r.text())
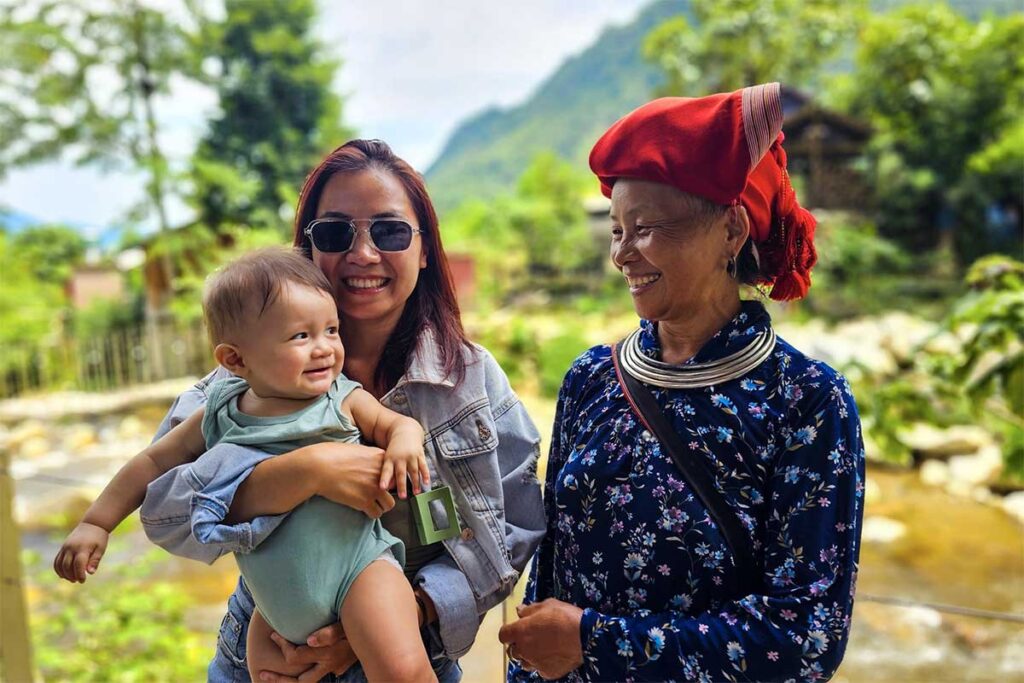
top-left (1, 317), bottom-right (211, 399)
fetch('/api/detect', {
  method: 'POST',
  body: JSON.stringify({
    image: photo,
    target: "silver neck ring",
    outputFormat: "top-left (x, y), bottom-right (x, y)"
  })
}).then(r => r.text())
top-left (619, 326), bottom-right (777, 389)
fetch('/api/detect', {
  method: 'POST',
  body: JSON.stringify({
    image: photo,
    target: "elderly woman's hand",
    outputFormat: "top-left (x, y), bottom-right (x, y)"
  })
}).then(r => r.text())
top-left (498, 598), bottom-right (585, 680)
top-left (256, 625), bottom-right (356, 682)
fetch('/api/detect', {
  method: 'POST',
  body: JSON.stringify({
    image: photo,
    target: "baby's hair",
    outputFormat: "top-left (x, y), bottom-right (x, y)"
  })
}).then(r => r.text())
top-left (203, 247), bottom-right (333, 347)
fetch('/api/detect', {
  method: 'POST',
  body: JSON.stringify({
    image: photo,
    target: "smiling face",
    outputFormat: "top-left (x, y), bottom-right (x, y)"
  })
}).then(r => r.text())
top-left (610, 178), bottom-right (743, 324)
top-left (230, 282), bottom-right (345, 400)
top-left (311, 168), bottom-right (427, 332)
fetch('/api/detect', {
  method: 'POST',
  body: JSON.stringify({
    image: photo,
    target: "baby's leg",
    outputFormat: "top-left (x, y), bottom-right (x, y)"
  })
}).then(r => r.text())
top-left (341, 558), bottom-right (437, 683)
top-left (246, 608), bottom-right (309, 681)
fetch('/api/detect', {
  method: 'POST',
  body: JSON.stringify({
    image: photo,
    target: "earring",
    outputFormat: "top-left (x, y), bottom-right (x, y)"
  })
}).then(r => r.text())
top-left (726, 256), bottom-right (737, 278)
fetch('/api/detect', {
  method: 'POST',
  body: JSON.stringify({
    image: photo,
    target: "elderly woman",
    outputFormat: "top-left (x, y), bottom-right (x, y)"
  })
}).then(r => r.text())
top-left (500, 83), bottom-right (865, 682)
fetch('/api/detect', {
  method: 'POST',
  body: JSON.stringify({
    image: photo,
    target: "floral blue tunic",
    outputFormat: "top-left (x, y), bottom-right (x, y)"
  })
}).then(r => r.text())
top-left (510, 301), bottom-right (865, 683)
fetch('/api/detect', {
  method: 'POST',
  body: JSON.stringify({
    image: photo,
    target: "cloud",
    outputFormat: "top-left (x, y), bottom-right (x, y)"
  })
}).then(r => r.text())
top-left (0, 0), bottom-right (650, 233)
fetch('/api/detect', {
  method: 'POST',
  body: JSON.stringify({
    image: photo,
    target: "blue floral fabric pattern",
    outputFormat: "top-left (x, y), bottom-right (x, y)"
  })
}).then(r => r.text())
top-left (509, 301), bottom-right (865, 683)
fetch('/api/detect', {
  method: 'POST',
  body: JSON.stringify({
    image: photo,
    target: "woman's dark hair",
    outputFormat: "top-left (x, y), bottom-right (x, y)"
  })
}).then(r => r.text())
top-left (293, 139), bottom-right (470, 391)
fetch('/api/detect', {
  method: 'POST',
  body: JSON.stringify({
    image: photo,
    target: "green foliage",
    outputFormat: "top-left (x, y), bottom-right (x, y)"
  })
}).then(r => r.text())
top-left (0, 230), bottom-right (65, 349)
top-left (841, 4), bottom-right (1024, 257)
top-left (8, 224), bottom-right (88, 284)
top-left (150, 222), bottom-right (284, 322)
top-left (445, 152), bottom-right (603, 303)
top-left (852, 254), bottom-right (1024, 478)
top-left (643, 0), bottom-right (864, 96)
top-left (471, 314), bottom-right (595, 399)
top-left (27, 546), bottom-right (208, 681)
top-left (804, 213), bottom-right (959, 320)
top-left (949, 255), bottom-right (1024, 417)
top-left (425, 0), bottom-right (678, 212)
top-left (189, 0), bottom-right (351, 233)
top-left (0, 0), bottom-right (199, 230)
top-left (538, 330), bottom-right (590, 398)
top-left (72, 295), bottom-right (145, 339)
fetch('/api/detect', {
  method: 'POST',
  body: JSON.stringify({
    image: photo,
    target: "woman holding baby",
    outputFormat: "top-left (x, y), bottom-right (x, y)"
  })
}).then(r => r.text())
top-left (139, 139), bottom-right (546, 681)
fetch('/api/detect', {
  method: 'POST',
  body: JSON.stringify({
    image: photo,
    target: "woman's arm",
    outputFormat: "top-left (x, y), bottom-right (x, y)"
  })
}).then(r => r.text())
top-left (141, 374), bottom-right (398, 562)
top-left (140, 370), bottom-right (291, 562)
top-left (515, 373), bottom-right (866, 682)
top-left (224, 441), bottom-right (396, 523)
top-left (413, 350), bottom-right (546, 660)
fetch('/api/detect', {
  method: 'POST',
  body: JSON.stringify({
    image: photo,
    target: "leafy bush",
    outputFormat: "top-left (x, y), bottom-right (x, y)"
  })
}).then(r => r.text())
top-left (538, 329), bottom-right (590, 398)
top-left (852, 254), bottom-right (1024, 479)
top-left (805, 212), bottom-right (958, 321)
top-left (27, 546), bottom-right (208, 681)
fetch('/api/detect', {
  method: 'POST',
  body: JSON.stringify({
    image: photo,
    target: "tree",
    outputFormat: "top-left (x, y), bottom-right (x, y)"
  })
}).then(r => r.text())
top-left (189, 0), bottom-right (351, 235)
top-left (839, 5), bottom-right (1023, 257)
top-left (445, 152), bottom-right (601, 302)
top-left (0, 0), bottom-right (199, 235)
top-left (642, 0), bottom-right (864, 96)
top-left (9, 224), bottom-right (88, 284)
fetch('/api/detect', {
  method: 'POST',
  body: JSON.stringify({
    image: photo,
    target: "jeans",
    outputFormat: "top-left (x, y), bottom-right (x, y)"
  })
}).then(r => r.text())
top-left (208, 579), bottom-right (462, 683)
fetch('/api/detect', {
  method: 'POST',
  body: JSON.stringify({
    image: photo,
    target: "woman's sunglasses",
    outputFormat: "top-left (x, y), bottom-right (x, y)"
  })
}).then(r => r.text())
top-left (304, 217), bottom-right (422, 253)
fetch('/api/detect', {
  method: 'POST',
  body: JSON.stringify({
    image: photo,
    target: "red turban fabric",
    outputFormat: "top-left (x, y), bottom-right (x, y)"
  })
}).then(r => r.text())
top-left (589, 82), bottom-right (817, 301)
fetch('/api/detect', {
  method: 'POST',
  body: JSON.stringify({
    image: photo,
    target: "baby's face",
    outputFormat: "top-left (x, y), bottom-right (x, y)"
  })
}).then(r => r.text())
top-left (236, 282), bottom-right (345, 400)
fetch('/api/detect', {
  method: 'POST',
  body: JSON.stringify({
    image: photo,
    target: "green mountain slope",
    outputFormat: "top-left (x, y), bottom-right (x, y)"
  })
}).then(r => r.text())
top-left (424, 0), bottom-right (684, 212)
top-left (425, 0), bottom-right (1017, 212)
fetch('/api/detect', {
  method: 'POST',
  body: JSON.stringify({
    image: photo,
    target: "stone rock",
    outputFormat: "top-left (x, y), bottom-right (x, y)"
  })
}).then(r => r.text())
top-left (899, 605), bottom-right (943, 630)
top-left (862, 515), bottom-right (907, 544)
top-left (63, 425), bottom-right (99, 452)
top-left (1002, 492), bottom-right (1024, 525)
top-left (900, 423), bottom-right (994, 461)
top-left (864, 476), bottom-right (882, 505)
top-left (947, 444), bottom-right (1003, 487)
top-left (919, 460), bottom-right (950, 487)
top-left (118, 415), bottom-right (146, 440)
top-left (7, 420), bottom-right (46, 449)
top-left (18, 435), bottom-right (50, 459)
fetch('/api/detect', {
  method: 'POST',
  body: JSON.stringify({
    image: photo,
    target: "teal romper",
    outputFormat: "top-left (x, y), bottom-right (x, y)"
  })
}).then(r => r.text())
top-left (202, 375), bottom-right (405, 644)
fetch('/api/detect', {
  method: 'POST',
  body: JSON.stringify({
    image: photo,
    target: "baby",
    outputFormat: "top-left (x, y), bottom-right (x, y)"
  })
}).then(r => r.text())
top-left (54, 247), bottom-right (437, 682)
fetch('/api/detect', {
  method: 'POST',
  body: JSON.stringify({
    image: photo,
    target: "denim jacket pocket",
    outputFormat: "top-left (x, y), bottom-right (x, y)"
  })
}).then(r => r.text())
top-left (434, 399), bottom-right (498, 460)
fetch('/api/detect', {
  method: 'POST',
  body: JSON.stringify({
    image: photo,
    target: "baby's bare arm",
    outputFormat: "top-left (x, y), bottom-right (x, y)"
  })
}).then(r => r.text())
top-left (83, 408), bottom-right (207, 531)
top-left (344, 389), bottom-right (428, 499)
top-left (54, 409), bottom-right (207, 582)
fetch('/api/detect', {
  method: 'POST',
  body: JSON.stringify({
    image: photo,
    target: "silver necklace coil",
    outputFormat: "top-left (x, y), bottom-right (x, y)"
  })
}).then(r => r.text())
top-left (618, 326), bottom-right (777, 389)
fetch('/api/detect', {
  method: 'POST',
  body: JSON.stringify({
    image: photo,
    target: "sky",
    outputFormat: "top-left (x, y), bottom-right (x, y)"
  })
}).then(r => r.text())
top-left (0, 0), bottom-right (650, 239)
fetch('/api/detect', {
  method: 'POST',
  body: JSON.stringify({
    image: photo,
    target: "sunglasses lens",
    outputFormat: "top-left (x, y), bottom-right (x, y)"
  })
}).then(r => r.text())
top-left (370, 220), bottom-right (414, 251)
top-left (310, 221), bottom-right (355, 252)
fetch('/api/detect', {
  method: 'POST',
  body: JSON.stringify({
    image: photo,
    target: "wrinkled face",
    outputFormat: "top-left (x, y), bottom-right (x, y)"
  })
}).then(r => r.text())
top-left (609, 178), bottom-right (734, 323)
top-left (235, 282), bottom-right (345, 400)
top-left (311, 169), bottom-right (427, 331)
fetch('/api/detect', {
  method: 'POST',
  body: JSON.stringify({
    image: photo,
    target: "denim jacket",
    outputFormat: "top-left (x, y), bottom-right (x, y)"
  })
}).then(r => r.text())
top-left (140, 331), bottom-right (546, 660)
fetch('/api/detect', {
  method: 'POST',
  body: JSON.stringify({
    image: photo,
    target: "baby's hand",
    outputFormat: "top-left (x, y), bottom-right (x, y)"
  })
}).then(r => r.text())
top-left (53, 522), bottom-right (109, 583)
top-left (379, 443), bottom-right (430, 500)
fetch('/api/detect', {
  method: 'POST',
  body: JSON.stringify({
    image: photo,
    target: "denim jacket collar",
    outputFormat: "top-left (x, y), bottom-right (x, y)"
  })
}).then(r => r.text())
top-left (394, 326), bottom-right (456, 389)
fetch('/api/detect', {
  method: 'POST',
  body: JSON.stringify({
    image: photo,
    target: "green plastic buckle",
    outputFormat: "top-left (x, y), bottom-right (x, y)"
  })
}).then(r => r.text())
top-left (411, 485), bottom-right (460, 545)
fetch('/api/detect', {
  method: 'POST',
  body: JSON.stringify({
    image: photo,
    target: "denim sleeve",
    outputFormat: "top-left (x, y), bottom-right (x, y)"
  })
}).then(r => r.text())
top-left (140, 370), bottom-right (286, 564)
top-left (416, 350), bottom-right (546, 660)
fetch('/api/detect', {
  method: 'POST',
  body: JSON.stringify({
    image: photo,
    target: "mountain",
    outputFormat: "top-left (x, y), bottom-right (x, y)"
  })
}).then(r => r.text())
top-left (425, 0), bottom-right (684, 212)
top-left (425, 0), bottom-right (1017, 213)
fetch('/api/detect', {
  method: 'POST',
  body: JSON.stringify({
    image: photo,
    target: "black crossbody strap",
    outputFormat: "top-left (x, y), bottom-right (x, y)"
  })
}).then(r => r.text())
top-left (612, 342), bottom-right (760, 596)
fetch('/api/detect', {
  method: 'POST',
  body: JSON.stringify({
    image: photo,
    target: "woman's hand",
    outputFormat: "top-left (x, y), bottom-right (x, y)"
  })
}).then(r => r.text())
top-left (309, 442), bottom-right (396, 518)
top-left (498, 598), bottom-right (585, 680)
top-left (256, 625), bottom-right (356, 682)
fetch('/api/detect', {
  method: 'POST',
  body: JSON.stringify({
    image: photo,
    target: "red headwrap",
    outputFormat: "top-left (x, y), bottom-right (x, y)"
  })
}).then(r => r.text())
top-left (589, 82), bottom-right (817, 300)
